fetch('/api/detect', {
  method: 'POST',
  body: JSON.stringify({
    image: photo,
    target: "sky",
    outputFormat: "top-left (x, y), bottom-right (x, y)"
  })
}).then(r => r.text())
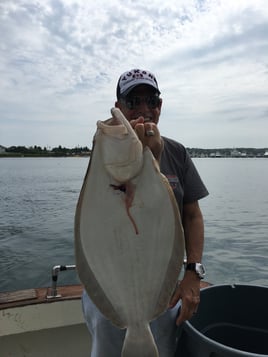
top-left (0, 0), bottom-right (267, 149)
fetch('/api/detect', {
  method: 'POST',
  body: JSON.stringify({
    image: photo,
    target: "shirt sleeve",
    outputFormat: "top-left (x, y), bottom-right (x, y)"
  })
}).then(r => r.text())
top-left (160, 137), bottom-right (209, 212)
top-left (183, 150), bottom-right (209, 204)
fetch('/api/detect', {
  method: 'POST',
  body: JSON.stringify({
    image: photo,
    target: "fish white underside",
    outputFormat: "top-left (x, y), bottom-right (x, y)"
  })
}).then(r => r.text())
top-left (75, 108), bottom-right (185, 357)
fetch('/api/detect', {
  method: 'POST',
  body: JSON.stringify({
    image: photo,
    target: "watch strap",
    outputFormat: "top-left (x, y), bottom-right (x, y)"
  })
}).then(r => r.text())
top-left (186, 263), bottom-right (196, 271)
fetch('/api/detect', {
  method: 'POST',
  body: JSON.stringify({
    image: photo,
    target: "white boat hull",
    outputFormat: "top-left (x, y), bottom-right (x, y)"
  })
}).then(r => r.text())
top-left (0, 285), bottom-right (91, 357)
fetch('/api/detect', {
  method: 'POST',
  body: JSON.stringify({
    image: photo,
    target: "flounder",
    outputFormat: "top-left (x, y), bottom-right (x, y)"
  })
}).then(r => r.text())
top-left (75, 108), bottom-right (185, 357)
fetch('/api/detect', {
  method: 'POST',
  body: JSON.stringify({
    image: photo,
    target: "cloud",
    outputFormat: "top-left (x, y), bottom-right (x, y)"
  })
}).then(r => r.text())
top-left (0, 0), bottom-right (268, 147)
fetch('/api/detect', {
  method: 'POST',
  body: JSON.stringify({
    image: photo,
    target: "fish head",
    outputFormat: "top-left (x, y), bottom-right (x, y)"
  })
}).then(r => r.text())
top-left (97, 109), bottom-right (143, 183)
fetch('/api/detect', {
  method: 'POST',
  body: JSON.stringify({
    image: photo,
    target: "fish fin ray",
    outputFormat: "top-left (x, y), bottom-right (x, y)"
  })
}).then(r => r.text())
top-left (121, 323), bottom-right (159, 357)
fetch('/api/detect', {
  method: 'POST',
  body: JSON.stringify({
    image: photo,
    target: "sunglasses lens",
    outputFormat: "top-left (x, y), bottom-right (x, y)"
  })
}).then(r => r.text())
top-left (147, 96), bottom-right (159, 108)
top-left (124, 96), bottom-right (159, 110)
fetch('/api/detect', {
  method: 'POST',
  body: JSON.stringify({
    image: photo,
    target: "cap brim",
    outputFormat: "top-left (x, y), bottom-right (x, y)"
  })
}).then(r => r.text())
top-left (121, 83), bottom-right (160, 98)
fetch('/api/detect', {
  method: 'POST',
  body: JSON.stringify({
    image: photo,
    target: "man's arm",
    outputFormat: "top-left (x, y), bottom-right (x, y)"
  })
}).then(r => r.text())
top-left (169, 200), bottom-right (205, 325)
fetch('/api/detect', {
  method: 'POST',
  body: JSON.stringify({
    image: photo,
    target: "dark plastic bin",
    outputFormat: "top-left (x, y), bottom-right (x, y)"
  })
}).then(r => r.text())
top-left (176, 284), bottom-right (268, 357)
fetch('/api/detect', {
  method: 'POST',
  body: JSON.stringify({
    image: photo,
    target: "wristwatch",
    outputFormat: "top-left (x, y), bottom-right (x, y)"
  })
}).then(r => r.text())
top-left (185, 262), bottom-right (206, 279)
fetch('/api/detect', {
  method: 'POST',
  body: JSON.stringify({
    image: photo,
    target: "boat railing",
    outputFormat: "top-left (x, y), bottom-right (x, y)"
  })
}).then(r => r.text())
top-left (46, 265), bottom-right (76, 299)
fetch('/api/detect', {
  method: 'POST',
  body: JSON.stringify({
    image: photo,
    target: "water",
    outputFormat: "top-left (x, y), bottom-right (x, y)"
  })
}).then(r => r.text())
top-left (0, 157), bottom-right (267, 292)
top-left (0, 157), bottom-right (87, 291)
top-left (196, 158), bottom-right (268, 287)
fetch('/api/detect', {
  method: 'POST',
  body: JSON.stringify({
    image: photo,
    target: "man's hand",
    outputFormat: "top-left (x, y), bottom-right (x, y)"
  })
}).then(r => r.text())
top-left (169, 272), bottom-right (201, 326)
top-left (129, 117), bottom-right (163, 162)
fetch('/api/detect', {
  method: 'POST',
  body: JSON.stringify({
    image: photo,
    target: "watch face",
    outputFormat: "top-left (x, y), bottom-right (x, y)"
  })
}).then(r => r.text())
top-left (196, 263), bottom-right (205, 278)
top-left (185, 262), bottom-right (206, 279)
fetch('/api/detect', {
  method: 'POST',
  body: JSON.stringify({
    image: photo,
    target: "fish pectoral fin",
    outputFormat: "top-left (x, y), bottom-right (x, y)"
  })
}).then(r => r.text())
top-left (121, 323), bottom-right (159, 357)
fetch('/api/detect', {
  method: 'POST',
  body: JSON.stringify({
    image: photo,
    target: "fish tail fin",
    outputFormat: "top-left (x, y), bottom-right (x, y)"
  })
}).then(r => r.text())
top-left (121, 323), bottom-right (159, 357)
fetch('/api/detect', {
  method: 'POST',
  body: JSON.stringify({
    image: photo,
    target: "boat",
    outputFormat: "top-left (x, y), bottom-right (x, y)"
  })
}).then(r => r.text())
top-left (0, 265), bottom-right (92, 356)
top-left (0, 264), bottom-right (211, 356)
top-left (1, 266), bottom-right (267, 357)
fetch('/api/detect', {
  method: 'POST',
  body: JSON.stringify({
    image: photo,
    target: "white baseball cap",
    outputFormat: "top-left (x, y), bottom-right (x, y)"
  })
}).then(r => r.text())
top-left (116, 69), bottom-right (160, 99)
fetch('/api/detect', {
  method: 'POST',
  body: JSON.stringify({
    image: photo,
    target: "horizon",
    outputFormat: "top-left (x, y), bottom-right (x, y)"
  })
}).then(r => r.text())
top-left (1, 144), bottom-right (268, 151)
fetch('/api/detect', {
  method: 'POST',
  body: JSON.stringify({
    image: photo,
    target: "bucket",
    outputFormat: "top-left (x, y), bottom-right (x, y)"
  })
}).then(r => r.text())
top-left (176, 284), bottom-right (268, 357)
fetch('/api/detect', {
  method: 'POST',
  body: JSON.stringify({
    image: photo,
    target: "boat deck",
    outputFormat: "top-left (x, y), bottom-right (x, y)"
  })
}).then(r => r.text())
top-left (0, 284), bottom-right (83, 309)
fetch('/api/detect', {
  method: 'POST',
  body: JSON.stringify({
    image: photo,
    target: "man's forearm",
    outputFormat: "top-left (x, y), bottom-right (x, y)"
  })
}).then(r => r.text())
top-left (182, 201), bottom-right (204, 263)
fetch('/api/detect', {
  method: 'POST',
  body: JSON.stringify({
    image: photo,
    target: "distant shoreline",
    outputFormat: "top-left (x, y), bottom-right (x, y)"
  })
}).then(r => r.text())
top-left (1, 153), bottom-right (267, 159)
top-left (0, 146), bottom-right (267, 158)
top-left (0, 154), bottom-right (90, 158)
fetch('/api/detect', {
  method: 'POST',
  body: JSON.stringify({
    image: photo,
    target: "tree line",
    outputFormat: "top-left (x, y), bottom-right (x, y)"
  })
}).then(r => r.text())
top-left (2, 145), bottom-right (91, 157)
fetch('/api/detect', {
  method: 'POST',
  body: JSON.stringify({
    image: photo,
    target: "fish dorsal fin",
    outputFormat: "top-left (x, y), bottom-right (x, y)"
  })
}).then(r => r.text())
top-left (97, 108), bottom-right (143, 183)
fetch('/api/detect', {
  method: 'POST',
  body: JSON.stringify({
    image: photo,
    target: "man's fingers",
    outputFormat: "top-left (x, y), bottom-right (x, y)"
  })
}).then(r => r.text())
top-left (134, 123), bottom-right (145, 138)
top-left (176, 302), bottom-right (198, 326)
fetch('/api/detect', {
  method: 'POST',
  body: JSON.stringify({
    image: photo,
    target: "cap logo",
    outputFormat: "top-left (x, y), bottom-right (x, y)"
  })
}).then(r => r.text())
top-left (117, 69), bottom-right (159, 98)
top-left (120, 70), bottom-right (156, 84)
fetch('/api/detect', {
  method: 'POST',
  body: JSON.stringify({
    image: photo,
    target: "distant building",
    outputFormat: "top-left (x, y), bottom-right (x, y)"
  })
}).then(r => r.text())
top-left (230, 149), bottom-right (241, 157)
top-left (264, 151), bottom-right (268, 157)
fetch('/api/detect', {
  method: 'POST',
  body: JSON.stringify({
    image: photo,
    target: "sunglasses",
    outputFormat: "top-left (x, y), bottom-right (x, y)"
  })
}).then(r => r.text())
top-left (122, 95), bottom-right (160, 110)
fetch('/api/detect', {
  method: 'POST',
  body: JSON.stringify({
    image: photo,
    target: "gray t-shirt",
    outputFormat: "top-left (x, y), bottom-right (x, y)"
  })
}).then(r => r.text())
top-left (160, 136), bottom-right (209, 215)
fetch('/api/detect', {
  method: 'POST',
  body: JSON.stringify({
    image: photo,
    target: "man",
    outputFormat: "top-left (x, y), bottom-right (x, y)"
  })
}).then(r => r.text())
top-left (82, 68), bottom-right (208, 356)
